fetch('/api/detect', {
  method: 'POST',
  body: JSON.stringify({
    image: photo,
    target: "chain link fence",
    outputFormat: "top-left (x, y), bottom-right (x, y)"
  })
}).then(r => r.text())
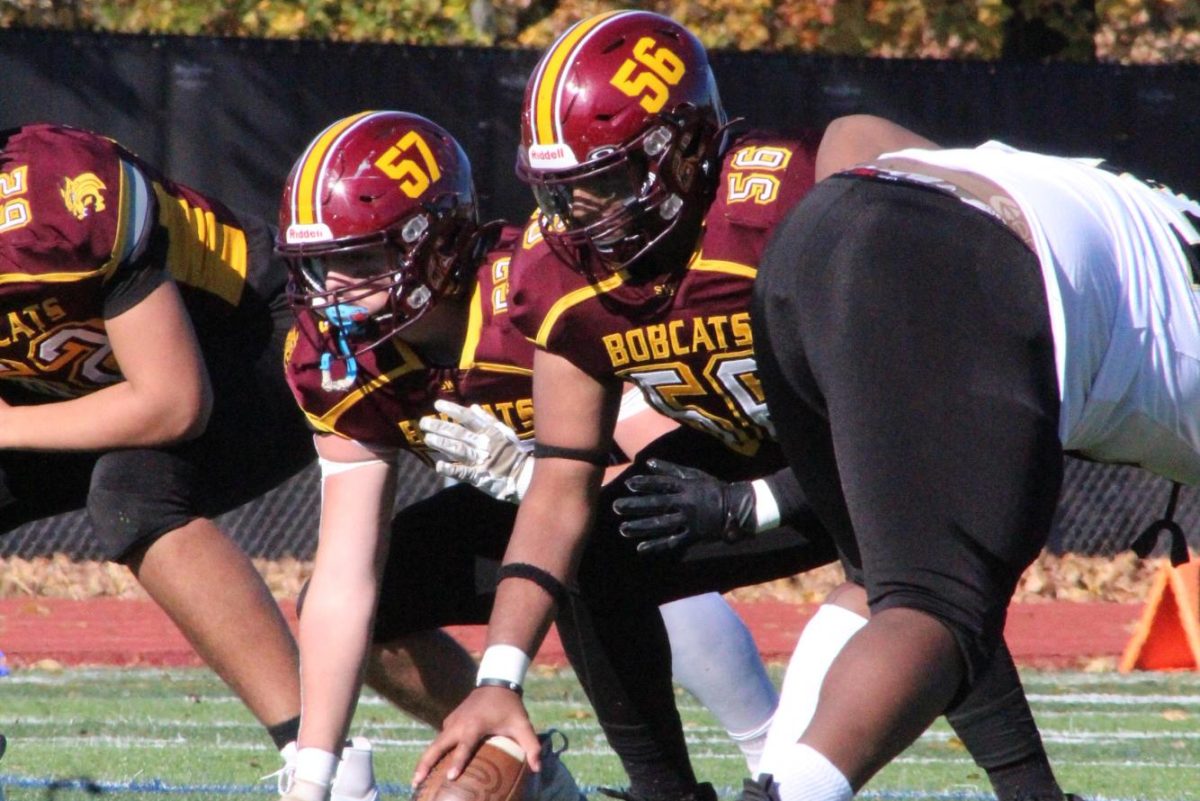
top-left (2, 454), bottom-right (1195, 561)
top-left (0, 453), bottom-right (440, 560)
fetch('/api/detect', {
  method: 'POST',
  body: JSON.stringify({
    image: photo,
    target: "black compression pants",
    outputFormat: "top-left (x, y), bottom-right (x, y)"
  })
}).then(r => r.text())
top-left (366, 429), bottom-right (838, 800)
top-left (0, 279), bottom-right (312, 560)
top-left (752, 174), bottom-right (1064, 684)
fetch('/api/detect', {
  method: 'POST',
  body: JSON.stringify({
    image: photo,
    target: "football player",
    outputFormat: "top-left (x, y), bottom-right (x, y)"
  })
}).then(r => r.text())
top-left (414, 11), bottom-right (1073, 801)
top-left (745, 141), bottom-right (1200, 801)
top-left (0, 123), bottom-right (377, 799)
top-left (274, 110), bottom-right (830, 801)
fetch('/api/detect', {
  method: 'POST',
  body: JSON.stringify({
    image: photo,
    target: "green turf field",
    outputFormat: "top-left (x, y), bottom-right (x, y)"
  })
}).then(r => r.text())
top-left (0, 666), bottom-right (1197, 800)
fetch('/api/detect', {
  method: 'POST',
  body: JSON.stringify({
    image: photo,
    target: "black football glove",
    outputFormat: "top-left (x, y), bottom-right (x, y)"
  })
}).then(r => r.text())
top-left (613, 458), bottom-right (757, 553)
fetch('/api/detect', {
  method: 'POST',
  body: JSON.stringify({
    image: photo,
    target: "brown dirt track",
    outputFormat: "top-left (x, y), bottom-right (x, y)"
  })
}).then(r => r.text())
top-left (0, 552), bottom-right (1164, 671)
top-left (0, 598), bottom-right (1143, 672)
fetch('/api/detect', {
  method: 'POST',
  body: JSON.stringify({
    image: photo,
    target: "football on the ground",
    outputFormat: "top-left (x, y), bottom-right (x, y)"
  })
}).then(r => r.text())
top-left (415, 736), bottom-right (532, 801)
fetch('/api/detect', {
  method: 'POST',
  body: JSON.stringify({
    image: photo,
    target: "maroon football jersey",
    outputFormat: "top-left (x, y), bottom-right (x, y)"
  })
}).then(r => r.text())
top-left (508, 131), bottom-right (819, 456)
top-left (284, 225), bottom-right (536, 457)
top-left (0, 124), bottom-right (274, 399)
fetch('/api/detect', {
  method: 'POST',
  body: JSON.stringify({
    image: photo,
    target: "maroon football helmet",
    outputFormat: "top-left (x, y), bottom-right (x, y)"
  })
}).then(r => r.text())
top-left (516, 10), bottom-right (727, 275)
top-left (277, 110), bottom-right (478, 353)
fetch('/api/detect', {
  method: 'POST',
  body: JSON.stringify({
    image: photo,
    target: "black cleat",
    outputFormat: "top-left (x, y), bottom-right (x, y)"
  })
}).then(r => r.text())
top-left (598, 782), bottom-right (717, 801)
top-left (739, 775), bottom-right (780, 801)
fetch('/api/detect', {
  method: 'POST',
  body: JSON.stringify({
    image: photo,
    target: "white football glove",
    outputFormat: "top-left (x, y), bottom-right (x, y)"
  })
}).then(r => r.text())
top-left (419, 399), bottom-right (535, 504)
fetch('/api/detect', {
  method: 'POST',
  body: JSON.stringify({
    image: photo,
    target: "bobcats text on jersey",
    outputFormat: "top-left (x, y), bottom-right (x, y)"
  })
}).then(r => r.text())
top-left (602, 311), bottom-right (753, 368)
top-left (508, 131), bottom-right (819, 455)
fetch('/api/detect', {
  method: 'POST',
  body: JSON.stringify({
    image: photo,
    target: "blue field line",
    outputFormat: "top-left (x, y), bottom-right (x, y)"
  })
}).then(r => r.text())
top-left (0, 778), bottom-right (1137, 801)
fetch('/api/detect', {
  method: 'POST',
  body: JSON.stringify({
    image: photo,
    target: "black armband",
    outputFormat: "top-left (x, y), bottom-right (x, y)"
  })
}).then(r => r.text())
top-left (475, 677), bottom-right (524, 696)
top-left (533, 442), bottom-right (611, 466)
top-left (496, 562), bottom-right (570, 606)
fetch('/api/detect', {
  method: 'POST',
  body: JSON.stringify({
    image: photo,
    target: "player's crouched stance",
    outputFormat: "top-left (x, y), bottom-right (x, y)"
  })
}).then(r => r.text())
top-left (743, 144), bottom-right (1200, 800)
top-left (271, 111), bottom-right (584, 801)
top-left (0, 124), bottom-right (381, 795)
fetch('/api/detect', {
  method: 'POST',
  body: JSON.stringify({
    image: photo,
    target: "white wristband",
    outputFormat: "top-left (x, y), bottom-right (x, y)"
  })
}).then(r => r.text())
top-left (751, 478), bottom-right (781, 532)
top-left (476, 644), bottom-right (531, 687)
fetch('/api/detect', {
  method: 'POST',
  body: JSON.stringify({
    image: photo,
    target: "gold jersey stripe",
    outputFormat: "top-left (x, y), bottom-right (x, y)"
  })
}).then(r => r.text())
top-left (458, 280), bottom-right (486, 370)
top-left (534, 270), bottom-right (627, 346)
top-left (311, 343), bottom-right (426, 430)
top-left (472, 362), bottom-right (533, 377)
top-left (0, 263), bottom-right (116, 286)
top-left (689, 256), bottom-right (756, 279)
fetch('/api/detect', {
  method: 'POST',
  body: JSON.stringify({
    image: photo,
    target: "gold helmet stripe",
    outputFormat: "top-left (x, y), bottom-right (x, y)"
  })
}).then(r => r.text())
top-left (292, 110), bottom-right (377, 225)
top-left (531, 10), bottom-right (628, 146)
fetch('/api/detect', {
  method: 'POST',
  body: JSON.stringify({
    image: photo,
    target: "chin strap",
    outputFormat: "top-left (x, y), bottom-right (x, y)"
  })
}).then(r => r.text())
top-left (1132, 481), bottom-right (1191, 566)
top-left (319, 304), bottom-right (367, 392)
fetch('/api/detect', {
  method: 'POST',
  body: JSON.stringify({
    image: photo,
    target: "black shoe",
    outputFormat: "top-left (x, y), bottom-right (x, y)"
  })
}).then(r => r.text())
top-left (599, 782), bottom-right (717, 801)
top-left (739, 775), bottom-right (780, 801)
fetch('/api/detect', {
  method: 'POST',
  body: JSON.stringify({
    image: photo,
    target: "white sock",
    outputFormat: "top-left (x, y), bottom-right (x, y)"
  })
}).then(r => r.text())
top-left (729, 713), bottom-right (774, 775)
top-left (332, 737), bottom-right (376, 798)
top-left (770, 744), bottom-right (852, 801)
top-left (660, 593), bottom-right (779, 735)
top-left (759, 604), bottom-right (867, 774)
top-left (295, 747), bottom-right (338, 787)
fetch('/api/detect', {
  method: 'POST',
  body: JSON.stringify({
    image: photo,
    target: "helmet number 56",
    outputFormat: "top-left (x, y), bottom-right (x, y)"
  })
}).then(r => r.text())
top-left (375, 132), bottom-right (442, 199)
top-left (610, 38), bottom-right (686, 114)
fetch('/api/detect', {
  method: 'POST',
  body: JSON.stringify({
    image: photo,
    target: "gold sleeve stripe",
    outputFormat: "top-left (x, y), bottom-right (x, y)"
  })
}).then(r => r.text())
top-left (471, 362), bottom-right (533, 376)
top-left (532, 10), bottom-right (625, 146)
top-left (690, 257), bottom-right (757, 279)
top-left (458, 279), bottom-right (486, 370)
top-left (0, 262), bottom-right (118, 286)
top-left (534, 271), bottom-right (626, 346)
top-left (293, 111), bottom-right (377, 225)
top-left (154, 183), bottom-right (248, 307)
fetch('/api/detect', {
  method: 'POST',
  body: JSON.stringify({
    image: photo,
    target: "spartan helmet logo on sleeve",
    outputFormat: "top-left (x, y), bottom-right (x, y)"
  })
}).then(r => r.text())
top-left (276, 111), bottom-right (480, 379)
top-left (516, 10), bottom-right (728, 276)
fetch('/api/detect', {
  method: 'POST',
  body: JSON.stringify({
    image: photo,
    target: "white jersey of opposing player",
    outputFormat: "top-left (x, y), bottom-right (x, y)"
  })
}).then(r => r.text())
top-left (885, 141), bottom-right (1200, 485)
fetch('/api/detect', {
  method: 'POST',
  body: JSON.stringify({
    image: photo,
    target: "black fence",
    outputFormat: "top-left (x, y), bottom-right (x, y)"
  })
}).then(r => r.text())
top-left (3, 28), bottom-right (1198, 225)
top-left (1, 28), bottom-right (1198, 558)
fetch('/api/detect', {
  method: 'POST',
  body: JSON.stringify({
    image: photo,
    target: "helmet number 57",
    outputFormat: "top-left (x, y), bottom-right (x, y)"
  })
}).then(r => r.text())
top-left (610, 38), bottom-right (686, 114)
top-left (375, 132), bottom-right (442, 199)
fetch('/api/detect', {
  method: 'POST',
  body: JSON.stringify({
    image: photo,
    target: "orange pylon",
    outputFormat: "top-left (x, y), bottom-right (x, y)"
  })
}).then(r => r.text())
top-left (1119, 555), bottom-right (1200, 672)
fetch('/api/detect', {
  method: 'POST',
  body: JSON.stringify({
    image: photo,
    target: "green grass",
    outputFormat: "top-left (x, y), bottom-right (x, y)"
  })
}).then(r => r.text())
top-left (1, 666), bottom-right (1198, 800)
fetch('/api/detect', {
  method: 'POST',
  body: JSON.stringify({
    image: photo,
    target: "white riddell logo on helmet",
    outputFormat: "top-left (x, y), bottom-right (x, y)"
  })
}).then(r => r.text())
top-left (286, 223), bottom-right (334, 243)
top-left (527, 143), bottom-right (579, 169)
